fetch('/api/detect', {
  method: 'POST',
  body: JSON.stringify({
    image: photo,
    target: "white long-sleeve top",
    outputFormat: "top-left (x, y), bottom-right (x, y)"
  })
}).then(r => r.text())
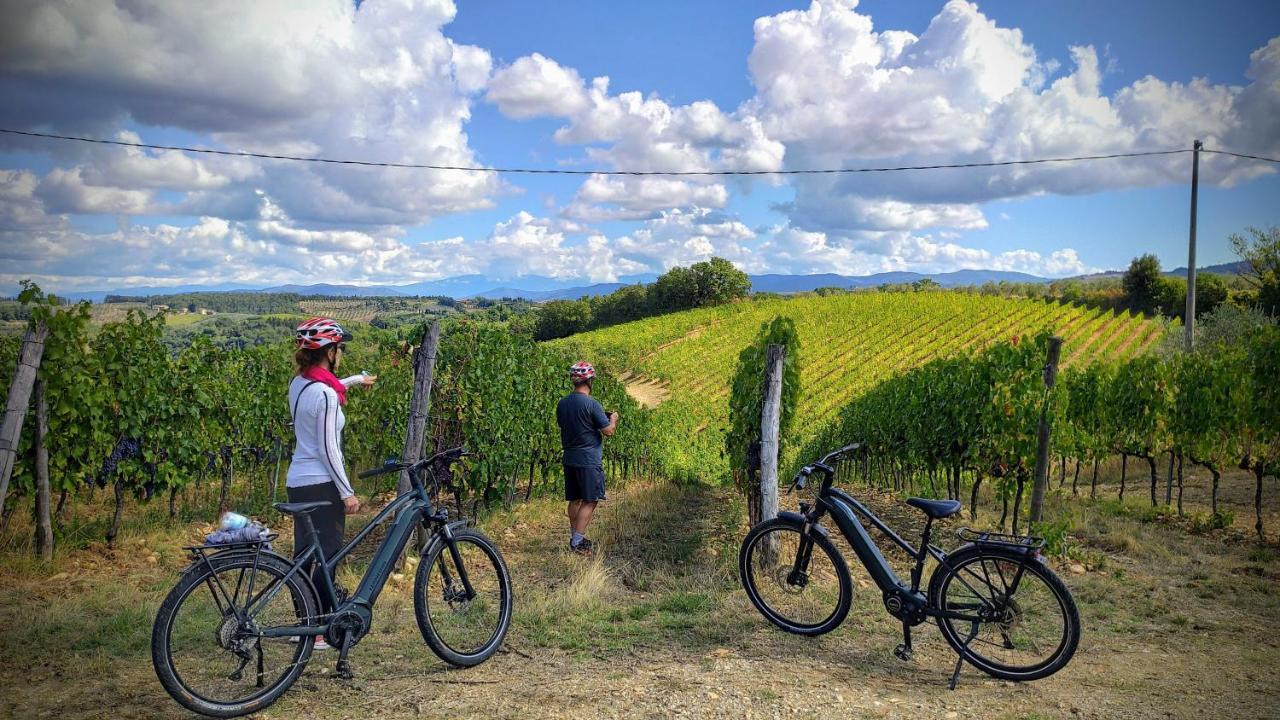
top-left (286, 374), bottom-right (364, 498)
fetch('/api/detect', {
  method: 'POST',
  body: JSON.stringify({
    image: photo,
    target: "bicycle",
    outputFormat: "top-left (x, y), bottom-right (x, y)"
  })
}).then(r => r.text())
top-left (739, 444), bottom-right (1080, 688)
top-left (152, 446), bottom-right (513, 718)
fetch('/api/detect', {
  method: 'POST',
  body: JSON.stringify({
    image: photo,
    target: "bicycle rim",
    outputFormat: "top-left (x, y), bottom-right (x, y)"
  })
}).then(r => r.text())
top-left (163, 559), bottom-right (311, 708)
top-left (743, 524), bottom-right (848, 632)
top-left (937, 554), bottom-right (1073, 675)
top-left (419, 534), bottom-right (509, 658)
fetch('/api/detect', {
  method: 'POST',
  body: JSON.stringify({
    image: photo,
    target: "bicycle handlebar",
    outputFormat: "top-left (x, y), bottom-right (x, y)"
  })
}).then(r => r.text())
top-left (357, 446), bottom-right (470, 479)
top-left (787, 443), bottom-right (862, 493)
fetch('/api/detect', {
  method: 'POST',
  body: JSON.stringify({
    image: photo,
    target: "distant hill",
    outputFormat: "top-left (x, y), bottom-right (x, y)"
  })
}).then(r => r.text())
top-left (1070, 260), bottom-right (1248, 281)
top-left (262, 283), bottom-right (404, 297)
top-left (1166, 261), bottom-right (1249, 277)
top-left (474, 282), bottom-right (641, 301)
top-left (54, 263), bottom-right (1248, 305)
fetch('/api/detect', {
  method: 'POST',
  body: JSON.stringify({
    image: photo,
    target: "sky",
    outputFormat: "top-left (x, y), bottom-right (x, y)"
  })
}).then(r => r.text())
top-left (1, 0), bottom-right (1278, 293)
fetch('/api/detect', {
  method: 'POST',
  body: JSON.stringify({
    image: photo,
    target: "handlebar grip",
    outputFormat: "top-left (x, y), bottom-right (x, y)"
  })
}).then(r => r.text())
top-left (358, 467), bottom-right (387, 479)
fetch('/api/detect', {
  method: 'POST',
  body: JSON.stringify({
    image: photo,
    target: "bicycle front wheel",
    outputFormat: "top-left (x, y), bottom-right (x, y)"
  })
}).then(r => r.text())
top-left (151, 552), bottom-right (319, 718)
top-left (414, 527), bottom-right (513, 667)
top-left (739, 517), bottom-right (852, 636)
top-left (929, 545), bottom-right (1081, 681)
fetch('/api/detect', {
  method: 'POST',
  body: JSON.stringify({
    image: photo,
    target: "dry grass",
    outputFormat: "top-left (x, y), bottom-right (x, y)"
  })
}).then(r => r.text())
top-left (1, 473), bottom-right (1278, 719)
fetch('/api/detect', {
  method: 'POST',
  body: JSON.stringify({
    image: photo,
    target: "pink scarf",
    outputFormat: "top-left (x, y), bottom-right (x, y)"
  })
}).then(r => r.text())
top-left (301, 365), bottom-right (347, 406)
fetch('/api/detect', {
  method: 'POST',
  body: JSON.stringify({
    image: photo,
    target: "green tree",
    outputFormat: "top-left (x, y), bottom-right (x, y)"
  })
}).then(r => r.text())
top-left (533, 299), bottom-right (593, 341)
top-left (690, 257), bottom-right (750, 307)
top-left (1230, 225), bottom-right (1280, 316)
top-left (1122, 254), bottom-right (1163, 314)
top-left (649, 266), bottom-right (699, 311)
top-left (1154, 276), bottom-right (1185, 318)
top-left (1193, 273), bottom-right (1230, 317)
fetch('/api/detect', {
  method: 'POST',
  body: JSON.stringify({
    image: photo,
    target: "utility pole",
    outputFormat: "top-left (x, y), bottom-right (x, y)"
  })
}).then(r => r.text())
top-left (1185, 139), bottom-right (1202, 352)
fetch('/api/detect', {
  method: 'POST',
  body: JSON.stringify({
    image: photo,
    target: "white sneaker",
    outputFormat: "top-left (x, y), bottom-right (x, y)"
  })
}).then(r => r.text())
top-left (313, 637), bottom-right (331, 650)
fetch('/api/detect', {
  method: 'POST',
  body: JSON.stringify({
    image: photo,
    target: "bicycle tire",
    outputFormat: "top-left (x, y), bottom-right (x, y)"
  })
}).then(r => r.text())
top-left (928, 545), bottom-right (1081, 681)
top-left (739, 516), bottom-right (852, 636)
top-left (414, 528), bottom-right (513, 667)
top-left (151, 552), bottom-right (319, 718)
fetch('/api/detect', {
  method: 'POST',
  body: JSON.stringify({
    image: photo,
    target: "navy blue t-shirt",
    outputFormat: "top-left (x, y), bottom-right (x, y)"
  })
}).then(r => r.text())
top-left (556, 392), bottom-right (611, 467)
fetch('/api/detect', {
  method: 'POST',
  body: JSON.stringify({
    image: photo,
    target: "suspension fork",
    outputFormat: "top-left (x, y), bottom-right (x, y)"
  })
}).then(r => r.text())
top-left (436, 521), bottom-right (476, 600)
top-left (787, 503), bottom-right (823, 583)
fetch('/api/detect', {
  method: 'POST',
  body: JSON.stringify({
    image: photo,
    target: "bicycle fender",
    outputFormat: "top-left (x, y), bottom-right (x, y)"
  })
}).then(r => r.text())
top-left (778, 511), bottom-right (831, 539)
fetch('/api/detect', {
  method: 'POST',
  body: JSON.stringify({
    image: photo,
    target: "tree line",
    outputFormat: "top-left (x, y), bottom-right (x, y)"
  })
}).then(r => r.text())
top-left (533, 257), bottom-right (751, 341)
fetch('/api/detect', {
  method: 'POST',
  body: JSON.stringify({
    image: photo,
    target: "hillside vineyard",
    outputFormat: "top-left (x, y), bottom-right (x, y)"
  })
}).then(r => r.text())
top-left (554, 292), bottom-right (1166, 483)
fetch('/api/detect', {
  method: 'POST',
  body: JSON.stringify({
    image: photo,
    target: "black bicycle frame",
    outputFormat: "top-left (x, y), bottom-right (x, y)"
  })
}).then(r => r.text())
top-left (250, 474), bottom-right (474, 639)
top-left (807, 475), bottom-right (980, 624)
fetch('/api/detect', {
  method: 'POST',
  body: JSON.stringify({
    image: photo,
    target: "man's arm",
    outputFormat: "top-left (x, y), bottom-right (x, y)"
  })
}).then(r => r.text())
top-left (594, 401), bottom-right (619, 437)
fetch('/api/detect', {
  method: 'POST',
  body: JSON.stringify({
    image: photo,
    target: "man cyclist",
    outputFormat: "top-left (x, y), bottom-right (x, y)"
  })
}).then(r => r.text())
top-left (556, 362), bottom-right (618, 554)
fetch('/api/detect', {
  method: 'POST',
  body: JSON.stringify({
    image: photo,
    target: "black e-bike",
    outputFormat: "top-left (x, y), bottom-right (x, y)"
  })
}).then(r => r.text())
top-left (152, 447), bottom-right (513, 718)
top-left (739, 444), bottom-right (1080, 688)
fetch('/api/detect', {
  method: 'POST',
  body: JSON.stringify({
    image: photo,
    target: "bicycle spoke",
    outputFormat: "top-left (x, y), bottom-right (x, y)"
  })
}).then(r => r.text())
top-left (747, 526), bottom-right (846, 630)
top-left (942, 555), bottom-right (1071, 674)
top-left (165, 560), bottom-right (308, 707)
top-left (421, 535), bottom-right (506, 657)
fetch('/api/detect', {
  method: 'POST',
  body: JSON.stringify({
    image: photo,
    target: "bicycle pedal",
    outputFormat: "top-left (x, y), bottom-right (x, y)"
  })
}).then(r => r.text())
top-left (334, 659), bottom-right (354, 681)
top-left (893, 644), bottom-right (914, 662)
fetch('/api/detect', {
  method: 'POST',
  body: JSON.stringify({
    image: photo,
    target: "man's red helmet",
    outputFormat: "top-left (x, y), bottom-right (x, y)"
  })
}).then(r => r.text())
top-left (295, 317), bottom-right (352, 350)
top-left (569, 361), bottom-right (596, 381)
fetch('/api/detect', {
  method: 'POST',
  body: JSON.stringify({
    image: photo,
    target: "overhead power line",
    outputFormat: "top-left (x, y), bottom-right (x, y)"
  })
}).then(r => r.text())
top-left (1, 127), bottom-right (1276, 175)
top-left (1199, 148), bottom-right (1280, 164)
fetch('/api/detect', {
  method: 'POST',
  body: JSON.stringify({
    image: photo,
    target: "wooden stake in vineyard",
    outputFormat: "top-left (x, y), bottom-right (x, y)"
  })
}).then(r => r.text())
top-left (399, 320), bottom-right (440, 564)
top-left (758, 344), bottom-right (785, 562)
top-left (34, 377), bottom-right (52, 561)
top-left (0, 321), bottom-right (48, 515)
top-left (1028, 335), bottom-right (1063, 526)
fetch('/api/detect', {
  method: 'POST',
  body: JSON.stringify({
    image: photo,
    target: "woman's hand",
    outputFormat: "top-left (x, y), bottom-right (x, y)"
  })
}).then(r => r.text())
top-left (359, 373), bottom-right (378, 388)
top-left (343, 495), bottom-right (361, 514)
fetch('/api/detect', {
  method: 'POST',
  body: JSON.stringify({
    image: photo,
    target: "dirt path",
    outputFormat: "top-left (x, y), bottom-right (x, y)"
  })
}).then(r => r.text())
top-left (2, 480), bottom-right (1278, 719)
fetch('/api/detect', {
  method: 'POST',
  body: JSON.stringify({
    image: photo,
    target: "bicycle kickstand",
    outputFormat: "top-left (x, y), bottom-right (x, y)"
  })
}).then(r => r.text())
top-left (949, 620), bottom-right (980, 690)
top-left (948, 653), bottom-right (964, 690)
top-left (893, 624), bottom-right (913, 662)
top-left (335, 631), bottom-right (355, 681)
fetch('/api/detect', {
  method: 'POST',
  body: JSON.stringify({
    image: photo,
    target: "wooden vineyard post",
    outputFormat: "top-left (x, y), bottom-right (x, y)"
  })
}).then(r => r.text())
top-left (0, 322), bottom-right (48, 513)
top-left (759, 344), bottom-right (785, 563)
top-left (1028, 336), bottom-right (1063, 525)
top-left (34, 377), bottom-right (52, 561)
top-left (399, 320), bottom-right (440, 565)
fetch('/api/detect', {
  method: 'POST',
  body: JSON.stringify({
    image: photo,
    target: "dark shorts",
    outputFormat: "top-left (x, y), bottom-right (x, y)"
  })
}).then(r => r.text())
top-left (564, 465), bottom-right (607, 502)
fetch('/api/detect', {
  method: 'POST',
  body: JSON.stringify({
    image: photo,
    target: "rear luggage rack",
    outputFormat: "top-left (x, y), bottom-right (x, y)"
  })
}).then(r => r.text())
top-left (956, 527), bottom-right (1045, 552)
top-left (184, 533), bottom-right (278, 562)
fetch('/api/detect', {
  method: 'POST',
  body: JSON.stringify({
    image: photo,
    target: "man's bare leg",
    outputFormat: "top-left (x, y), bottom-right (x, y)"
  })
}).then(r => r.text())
top-left (572, 500), bottom-right (598, 536)
top-left (567, 500), bottom-right (582, 539)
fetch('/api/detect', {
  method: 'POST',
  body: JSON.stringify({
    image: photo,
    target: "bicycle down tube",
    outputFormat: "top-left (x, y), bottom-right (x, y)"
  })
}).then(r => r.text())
top-left (812, 482), bottom-right (983, 624)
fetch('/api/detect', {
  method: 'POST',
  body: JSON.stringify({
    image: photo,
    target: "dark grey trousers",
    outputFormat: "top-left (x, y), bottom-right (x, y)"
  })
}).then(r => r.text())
top-left (286, 482), bottom-right (345, 609)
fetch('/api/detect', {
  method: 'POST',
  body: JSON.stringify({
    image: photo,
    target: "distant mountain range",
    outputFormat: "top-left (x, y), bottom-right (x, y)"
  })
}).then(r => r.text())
top-left (1069, 260), bottom-right (1248, 281)
top-left (48, 262), bottom-right (1247, 304)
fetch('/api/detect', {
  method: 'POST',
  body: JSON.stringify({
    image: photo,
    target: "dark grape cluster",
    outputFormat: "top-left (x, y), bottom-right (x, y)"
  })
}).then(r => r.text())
top-left (97, 437), bottom-right (142, 488)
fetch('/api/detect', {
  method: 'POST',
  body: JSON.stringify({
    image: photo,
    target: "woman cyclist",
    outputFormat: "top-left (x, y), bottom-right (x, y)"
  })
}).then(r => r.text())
top-left (287, 317), bottom-right (376, 649)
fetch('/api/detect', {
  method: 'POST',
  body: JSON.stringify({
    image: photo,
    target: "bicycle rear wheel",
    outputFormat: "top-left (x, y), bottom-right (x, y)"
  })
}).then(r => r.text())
top-left (152, 552), bottom-right (318, 718)
top-left (929, 545), bottom-right (1080, 681)
top-left (414, 527), bottom-right (513, 667)
top-left (739, 517), bottom-right (852, 636)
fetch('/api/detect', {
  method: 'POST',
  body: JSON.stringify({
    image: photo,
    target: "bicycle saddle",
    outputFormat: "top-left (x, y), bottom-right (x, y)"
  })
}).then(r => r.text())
top-left (273, 501), bottom-right (332, 515)
top-left (906, 497), bottom-right (961, 519)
